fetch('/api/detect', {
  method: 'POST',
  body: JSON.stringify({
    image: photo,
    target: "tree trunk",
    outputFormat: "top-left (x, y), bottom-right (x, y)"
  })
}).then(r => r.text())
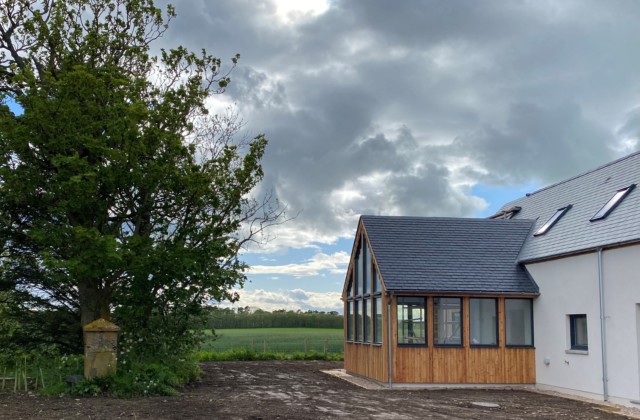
top-left (78, 280), bottom-right (111, 327)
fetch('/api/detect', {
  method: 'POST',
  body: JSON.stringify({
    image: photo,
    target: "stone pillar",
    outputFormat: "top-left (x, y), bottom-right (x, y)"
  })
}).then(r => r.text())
top-left (83, 318), bottom-right (120, 379)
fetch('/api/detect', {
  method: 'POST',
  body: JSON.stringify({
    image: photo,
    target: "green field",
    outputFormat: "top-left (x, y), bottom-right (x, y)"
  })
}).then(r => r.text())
top-left (201, 328), bottom-right (344, 354)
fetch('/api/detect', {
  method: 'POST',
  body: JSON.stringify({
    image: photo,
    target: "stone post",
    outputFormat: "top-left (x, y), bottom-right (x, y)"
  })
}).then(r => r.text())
top-left (82, 318), bottom-right (120, 379)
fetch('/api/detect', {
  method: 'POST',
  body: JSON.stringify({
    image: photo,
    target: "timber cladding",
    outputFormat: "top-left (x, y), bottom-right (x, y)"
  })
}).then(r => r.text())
top-left (345, 295), bottom-right (536, 384)
top-left (344, 293), bottom-right (389, 383)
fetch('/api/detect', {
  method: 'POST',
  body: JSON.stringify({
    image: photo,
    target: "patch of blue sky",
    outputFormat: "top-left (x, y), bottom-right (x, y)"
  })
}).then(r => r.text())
top-left (243, 272), bottom-right (344, 294)
top-left (472, 183), bottom-right (540, 218)
top-left (241, 237), bottom-right (353, 293)
top-left (2, 96), bottom-right (23, 115)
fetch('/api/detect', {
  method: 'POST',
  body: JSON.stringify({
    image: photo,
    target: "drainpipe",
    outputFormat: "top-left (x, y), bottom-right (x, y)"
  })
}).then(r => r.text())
top-left (387, 292), bottom-right (393, 387)
top-left (597, 247), bottom-right (609, 401)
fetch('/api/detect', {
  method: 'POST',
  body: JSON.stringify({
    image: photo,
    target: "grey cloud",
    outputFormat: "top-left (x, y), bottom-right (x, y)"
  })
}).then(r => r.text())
top-left (153, 0), bottom-right (640, 248)
top-left (452, 102), bottom-right (616, 185)
top-left (617, 108), bottom-right (640, 151)
top-left (289, 289), bottom-right (309, 301)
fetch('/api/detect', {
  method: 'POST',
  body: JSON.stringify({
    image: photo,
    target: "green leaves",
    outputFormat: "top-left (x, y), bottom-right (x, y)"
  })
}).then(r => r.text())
top-left (0, 0), bottom-right (280, 359)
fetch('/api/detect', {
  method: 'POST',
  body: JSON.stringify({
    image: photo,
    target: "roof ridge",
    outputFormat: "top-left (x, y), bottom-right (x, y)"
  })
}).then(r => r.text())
top-left (361, 215), bottom-right (533, 222)
top-left (526, 150), bottom-right (640, 197)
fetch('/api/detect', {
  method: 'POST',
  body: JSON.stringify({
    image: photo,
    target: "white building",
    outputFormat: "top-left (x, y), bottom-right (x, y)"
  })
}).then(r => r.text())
top-left (343, 151), bottom-right (640, 407)
top-left (495, 151), bottom-right (640, 407)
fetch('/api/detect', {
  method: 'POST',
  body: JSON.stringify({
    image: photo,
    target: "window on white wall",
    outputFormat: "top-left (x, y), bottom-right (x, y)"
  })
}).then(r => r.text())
top-left (569, 314), bottom-right (588, 351)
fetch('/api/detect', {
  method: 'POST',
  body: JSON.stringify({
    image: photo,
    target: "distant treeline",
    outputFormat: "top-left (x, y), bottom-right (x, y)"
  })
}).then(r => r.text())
top-left (204, 307), bottom-right (344, 329)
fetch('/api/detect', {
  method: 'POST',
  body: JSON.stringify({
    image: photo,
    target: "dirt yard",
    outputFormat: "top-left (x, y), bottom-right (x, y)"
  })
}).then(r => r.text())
top-left (0, 360), bottom-right (635, 419)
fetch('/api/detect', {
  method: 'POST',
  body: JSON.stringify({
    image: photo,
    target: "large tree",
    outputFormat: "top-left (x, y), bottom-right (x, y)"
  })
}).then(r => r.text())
top-left (0, 0), bottom-right (280, 352)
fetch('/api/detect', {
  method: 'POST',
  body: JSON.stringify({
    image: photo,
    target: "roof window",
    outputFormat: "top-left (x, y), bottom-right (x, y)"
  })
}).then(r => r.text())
top-left (490, 206), bottom-right (521, 220)
top-left (534, 205), bottom-right (571, 236)
top-left (590, 184), bottom-right (636, 222)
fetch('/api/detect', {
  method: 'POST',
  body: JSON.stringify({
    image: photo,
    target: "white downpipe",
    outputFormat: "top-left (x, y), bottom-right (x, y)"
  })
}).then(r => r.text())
top-left (598, 248), bottom-right (609, 401)
top-left (387, 292), bottom-right (393, 387)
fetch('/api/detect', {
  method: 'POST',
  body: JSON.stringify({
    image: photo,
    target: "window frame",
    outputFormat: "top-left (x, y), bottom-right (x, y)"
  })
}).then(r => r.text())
top-left (469, 298), bottom-right (499, 347)
top-left (363, 297), bottom-right (371, 343)
top-left (534, 205), bottom-right (571, 236)
top-left (569, 314), bottom-right (588, 351)
top-left (346, 233), bottom-right (383, 346)
top-left (433, 297), bottom-right (463, 347)
top-left (373, 295), bottom-right (382, 344)
top-left (355, 299), bottom-right (362, 342)
top-left (361, 242), bottom-right (369, 295)
top-left (397, 296), bottom-right (427, 347)
top-left (505, 298), bottom-right (534, 348)
top-left (346, 299), bottom-right (354, 341)
top-left (590, 184), bottom-right (636, 221)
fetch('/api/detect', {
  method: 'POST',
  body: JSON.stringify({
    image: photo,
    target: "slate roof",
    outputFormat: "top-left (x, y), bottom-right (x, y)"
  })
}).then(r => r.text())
top-left (361, 216), bottom-right (538, 294)
top-left (497, 151), bottom-right (640, 263)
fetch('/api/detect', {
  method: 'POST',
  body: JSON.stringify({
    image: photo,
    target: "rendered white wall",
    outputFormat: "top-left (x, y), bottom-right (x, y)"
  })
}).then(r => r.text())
top-left (526, 244), bottom-right (640, 407)
top-left (526, 253), bottom-right (603, 399)
top-left (601, 245), bottom-right (640, 404)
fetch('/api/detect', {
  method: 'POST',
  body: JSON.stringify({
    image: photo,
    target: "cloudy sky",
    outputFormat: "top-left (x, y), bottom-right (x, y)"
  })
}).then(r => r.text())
top-left (154, 0), bottom-right (640, 312)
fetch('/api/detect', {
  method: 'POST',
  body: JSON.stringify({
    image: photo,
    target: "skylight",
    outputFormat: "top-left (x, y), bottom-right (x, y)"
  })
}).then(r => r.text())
top-left (590, 184), bottom-right (636, 222)
top-left (534, 205), bottom-right (572, 236)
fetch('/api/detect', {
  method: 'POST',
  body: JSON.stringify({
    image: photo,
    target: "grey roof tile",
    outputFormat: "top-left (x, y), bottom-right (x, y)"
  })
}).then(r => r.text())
top-left (361, 216), bottom-right (538, 294)
top-left (498, 151), bottom-right (640, 262)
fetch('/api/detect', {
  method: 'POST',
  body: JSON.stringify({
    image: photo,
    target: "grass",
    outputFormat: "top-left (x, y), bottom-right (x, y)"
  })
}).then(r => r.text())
top-left (200, 328), bottom-right (344, 355)
top-left (198, 348), bottom-right (343, 362)
top-left (0, 354), bottom-right (84, 394)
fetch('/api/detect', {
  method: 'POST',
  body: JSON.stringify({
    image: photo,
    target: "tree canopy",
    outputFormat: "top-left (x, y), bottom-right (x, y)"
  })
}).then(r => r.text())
top-left (0, 0), bottom-right (281, 354)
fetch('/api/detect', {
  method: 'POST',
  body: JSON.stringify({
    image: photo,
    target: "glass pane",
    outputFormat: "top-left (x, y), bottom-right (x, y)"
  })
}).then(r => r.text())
top-left (534, 206), bottom-right (570, 236)
top-left (505, 299), bottom-right (533, 346)
top-left (362, 242), bottom-right (369, 295)
top-left (397, 297), bottom-right (426, 345)
top-left (470, 298), bottom-right (497, 346)
top-left (373, 268), bottom-right (381, 293)
top-left (591, 185), bottom-right (635, 221)
top-left (575, 317), bottom-right (588, 346)
top-left (357, 248), bottom-right (363, 296)
top-left (364, 240), bottom-right (371, 294)
top-left (347, 300), bottom-right (354, 341)
top-left (433, 297), bottom-right (462, 346)
top-left (355, 300), bottom-right (362, 341)
top-left (571, 315), bottom-right (588, 349)
top-left (374, 297), bottom-right (382, 343)
top-left (364, 298), bottom-right (371, 342)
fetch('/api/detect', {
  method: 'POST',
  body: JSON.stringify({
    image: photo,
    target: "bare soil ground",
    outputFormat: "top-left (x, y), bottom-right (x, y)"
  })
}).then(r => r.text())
top-left (0, 360), bottom-right (634, 419)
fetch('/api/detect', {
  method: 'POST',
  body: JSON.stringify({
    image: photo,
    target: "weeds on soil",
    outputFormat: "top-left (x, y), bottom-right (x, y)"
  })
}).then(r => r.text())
top-left (0, 348), bottom-right (84, 394)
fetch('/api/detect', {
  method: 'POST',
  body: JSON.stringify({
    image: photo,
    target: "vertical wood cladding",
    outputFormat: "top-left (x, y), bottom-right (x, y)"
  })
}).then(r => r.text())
top-left (345, 295), bottom-right (536, 384)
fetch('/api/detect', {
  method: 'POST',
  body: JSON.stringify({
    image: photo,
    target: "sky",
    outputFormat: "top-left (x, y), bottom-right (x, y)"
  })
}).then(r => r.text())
top-left (146, 0), bottom-right (640, 313)
top-left (16, 0), bottom-right (640, 313)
